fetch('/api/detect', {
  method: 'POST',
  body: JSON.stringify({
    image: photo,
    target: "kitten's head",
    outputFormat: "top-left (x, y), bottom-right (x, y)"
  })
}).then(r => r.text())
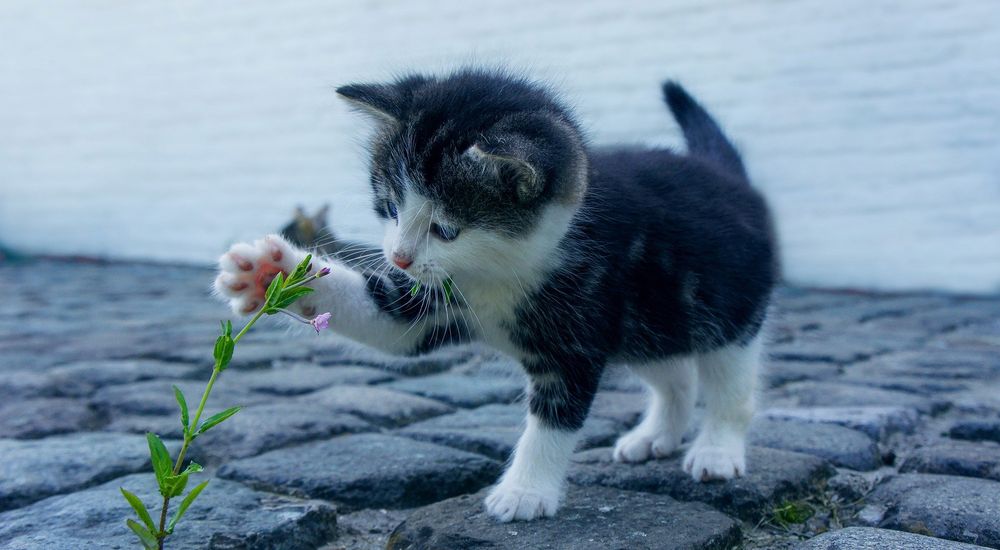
top-left (337, 68), bottom-right (587, 285)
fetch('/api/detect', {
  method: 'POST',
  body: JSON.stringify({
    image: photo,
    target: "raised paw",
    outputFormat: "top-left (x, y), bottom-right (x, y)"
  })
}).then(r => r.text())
top-left (484, 482), bottom-right (560, 522)
top-left (214, 234), bottom-right (305, 315)
top-left (613, 428), bottom-right (680, 463)
top-left (683, 442), bottom-right (746, 482)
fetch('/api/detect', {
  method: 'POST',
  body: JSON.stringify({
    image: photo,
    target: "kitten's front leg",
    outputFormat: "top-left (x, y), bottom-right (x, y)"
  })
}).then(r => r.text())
top-left (485, 361), bottom-right (601, 522)
top-left (214, 234), bottom-right (437, 354)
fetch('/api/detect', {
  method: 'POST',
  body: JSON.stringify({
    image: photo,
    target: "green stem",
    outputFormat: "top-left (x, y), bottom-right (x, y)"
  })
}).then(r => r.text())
top-left (155, 306), bottom-right (267, 549)
top-left (281, 271), bottom-right (325, 292)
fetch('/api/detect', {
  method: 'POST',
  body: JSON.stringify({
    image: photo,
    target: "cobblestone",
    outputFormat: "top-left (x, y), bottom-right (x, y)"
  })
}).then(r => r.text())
top-left (388, 486), bottom-right (742, 550)
top-left (0, 259), bottom-right (998, 549)
top-left (867, 474), bottom-right (1000, 548)
top-left (217, 434), bottom-right (502, 511)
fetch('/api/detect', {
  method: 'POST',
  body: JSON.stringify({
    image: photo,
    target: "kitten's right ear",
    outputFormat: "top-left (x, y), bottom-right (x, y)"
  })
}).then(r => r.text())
top-left (466, 143), bottom-right (543, 203)
top-left (336, 83), bottom-right (401, 123)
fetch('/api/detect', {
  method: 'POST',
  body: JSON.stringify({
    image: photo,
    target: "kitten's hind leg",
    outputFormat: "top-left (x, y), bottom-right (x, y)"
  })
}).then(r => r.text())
top-left (613, 357), bottom-right (696, 463)
top-left (684, 334), bottom-right (763, 481)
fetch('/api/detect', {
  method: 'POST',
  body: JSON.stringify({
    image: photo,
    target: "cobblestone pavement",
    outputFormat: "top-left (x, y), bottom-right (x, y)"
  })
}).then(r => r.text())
top-left (1, 259), bottom-right (999, 549)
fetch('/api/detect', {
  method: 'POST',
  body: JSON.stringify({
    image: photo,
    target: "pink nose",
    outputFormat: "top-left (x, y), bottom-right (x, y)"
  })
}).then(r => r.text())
top-left (392, 253), bottom-right (413, 270)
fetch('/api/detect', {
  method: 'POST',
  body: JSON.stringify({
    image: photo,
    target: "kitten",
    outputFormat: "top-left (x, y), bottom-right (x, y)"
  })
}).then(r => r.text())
top-left (215, 68), bottom-right (776, 522)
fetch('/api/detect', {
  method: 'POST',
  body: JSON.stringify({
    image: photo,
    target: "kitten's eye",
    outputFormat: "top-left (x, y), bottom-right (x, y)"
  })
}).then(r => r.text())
top-left (385, 200), bottom-right (398, 221)
top-left (431, 223), bottom-right (460, 242)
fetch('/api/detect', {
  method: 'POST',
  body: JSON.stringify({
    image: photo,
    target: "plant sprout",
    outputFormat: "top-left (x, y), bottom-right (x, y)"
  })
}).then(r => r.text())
top-left (120, 255), bottom-right (329, 549)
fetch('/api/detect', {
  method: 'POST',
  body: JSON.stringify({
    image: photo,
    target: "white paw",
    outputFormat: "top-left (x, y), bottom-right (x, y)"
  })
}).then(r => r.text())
top-left (214, 234), bottom-right (307, 315)
top-left (683, 442), bottom-right (746, 482)
top-left (484, 483), bottom-right (560, 522)
top-left (612, 428), bottom-right (680, 463)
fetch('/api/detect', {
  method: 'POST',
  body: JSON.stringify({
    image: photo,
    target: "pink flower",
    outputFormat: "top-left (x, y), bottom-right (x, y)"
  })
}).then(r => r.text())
top-left (310, 312), bottom-right (332, 333)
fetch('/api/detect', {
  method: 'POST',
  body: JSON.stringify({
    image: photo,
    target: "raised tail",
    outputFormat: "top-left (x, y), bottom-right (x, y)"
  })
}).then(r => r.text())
top-left (662, 81), bottom-right (748, 181)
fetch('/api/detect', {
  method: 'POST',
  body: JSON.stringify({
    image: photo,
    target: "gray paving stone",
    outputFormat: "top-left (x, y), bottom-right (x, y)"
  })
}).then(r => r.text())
top-left (228, 364), bottom-right (396, 396)
top-left (144, 338), bottom-right (315, 367)
top-left (768, 333), bottom-right (892, 364)
top-left (762, 406), bottom-right (920, 440)
top-left (798, 527), bottom-right (990, 549)
top-left (399, 403), bottom-right (524, 460)
top-left (388, 486), bottom-right (741, 550)
top-left (218, 434), bottom-right (501, 511)
top-left (0, 473), bottom-right (338, 550)
top-left (590, 390), bottom-right (647, 426)
top-left (313, 342), bottom-right (483, 376)
top-left (849, 350), bottom-right (1000, 381)
top-left (568, 446), bottom-right (835, 520)
top-left (949, 420), bottom-right (1000, 444)
top-left (0, 397), bottom-right (105, 439)
top-left (0, 432), bottom-right (151, 512)
top-left (300, 385), bottom-right (452, 427)
top-left (0, 371), bottom-right (56, 399)
top-left (866, 302), bottom-right (1000, 336)
top-left (333, 508), bottom-right (410, 550)
top-left (382, 372), bottom-right (524, 407)
top-left (765, 360), bottom-right (842, 388)
top-left (44, 359), bottom-right (203, 397)
top-left (91, 378), bottom-right (267, 417)
top-left (826, 471), bottom-right (872, 502)
top-left (399, 403), bottom-right (622, 460)
top-left (750, 418), bottom-right (880, 471)
top-left (187, 402), bottom-right (372, 463)
top-left (769, 381), bottom-right (950, 415)
top-left (869, 474), bottom-right (1000, 548)
top-left (900, 440), bottom-right (1000, 482)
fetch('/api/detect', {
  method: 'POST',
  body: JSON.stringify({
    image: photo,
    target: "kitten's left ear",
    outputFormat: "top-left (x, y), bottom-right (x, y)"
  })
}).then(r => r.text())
top-left (466, 142), bottom-right (542, 203)
top-left (336, 83), bottom-right (402, 123)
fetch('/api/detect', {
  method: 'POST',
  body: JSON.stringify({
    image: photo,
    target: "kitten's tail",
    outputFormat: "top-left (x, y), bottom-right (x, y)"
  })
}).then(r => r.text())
top-left (662, 81), bottom-right (748, 181)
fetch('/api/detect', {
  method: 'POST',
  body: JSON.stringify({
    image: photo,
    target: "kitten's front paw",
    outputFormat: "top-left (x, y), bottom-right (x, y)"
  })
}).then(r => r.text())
top-left (214, 234), bottom-right (305, 315)
top-left (683, 441), bottom-right (746, 482)
top-left (484, 482), bottom-right (559, 522)
top-left (613, 428), bottom-right (680, 463)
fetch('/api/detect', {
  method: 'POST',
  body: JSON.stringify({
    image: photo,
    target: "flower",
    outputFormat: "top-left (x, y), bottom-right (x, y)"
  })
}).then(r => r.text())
top-left (310, 312), bottom-right (332, 333)
top-left (317, 267), bottom-right (331, 277)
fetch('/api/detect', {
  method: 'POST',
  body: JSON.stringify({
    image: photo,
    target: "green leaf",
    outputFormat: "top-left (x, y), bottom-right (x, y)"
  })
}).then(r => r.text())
top-left (442, 278), bottom-right (454, 302)
top-left (287, 254), bottom-right (313, 285)
top-left (173, 385), bottom-right (189, 433)
top-left (410, 281), bottom-right (421, 297)
top-left (194, 406), bottom-right (241, 436)
top-left (271, 286), bottom-right (314, 310)
top-left (161, 461), bottom-right (204, 497)
top-left (264, 271), bottom-right (285, 307)
top-left (213, 333), bottom-right (235, 370)
top-left (127, 518), bottom-right (159, 549)
top-left (120, 487), bottom-right (156, 534)
top-left (167, 480), bottom-right (210, 534)
top-left (225, 319), bottom-right (233, 337)
top-left (146, 433), bottom-right (173, 491)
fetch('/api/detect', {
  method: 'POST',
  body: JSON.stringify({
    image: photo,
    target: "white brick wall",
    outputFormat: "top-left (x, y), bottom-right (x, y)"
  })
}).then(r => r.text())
top-left (1, 0), bottom-right (998, 292)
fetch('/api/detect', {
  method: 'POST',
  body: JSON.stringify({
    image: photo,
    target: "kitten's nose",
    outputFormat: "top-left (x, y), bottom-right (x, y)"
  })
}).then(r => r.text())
top-left (392, 252), bottom-right (413, 270)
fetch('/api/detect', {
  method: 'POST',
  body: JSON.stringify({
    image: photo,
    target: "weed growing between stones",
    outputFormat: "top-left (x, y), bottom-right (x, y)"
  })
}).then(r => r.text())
top-left (120, 255), bottom-right (330, 549)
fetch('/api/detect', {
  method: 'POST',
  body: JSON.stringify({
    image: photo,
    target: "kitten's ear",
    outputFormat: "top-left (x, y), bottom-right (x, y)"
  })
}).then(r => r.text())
top-left (466, 143), bottom-right (543, 203)
top-left (336, 83), bottom-right (401, 123)
top-left (314, 203), bottom-right (330, 225)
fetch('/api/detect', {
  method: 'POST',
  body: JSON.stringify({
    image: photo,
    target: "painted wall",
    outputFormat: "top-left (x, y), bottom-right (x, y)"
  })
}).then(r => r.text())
top-left (1, 0), bottom-right (998, 292)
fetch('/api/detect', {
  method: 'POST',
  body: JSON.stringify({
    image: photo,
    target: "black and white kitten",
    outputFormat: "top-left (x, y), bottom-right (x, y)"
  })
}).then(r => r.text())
top-left (215, 69), bottom-right (776, 522)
